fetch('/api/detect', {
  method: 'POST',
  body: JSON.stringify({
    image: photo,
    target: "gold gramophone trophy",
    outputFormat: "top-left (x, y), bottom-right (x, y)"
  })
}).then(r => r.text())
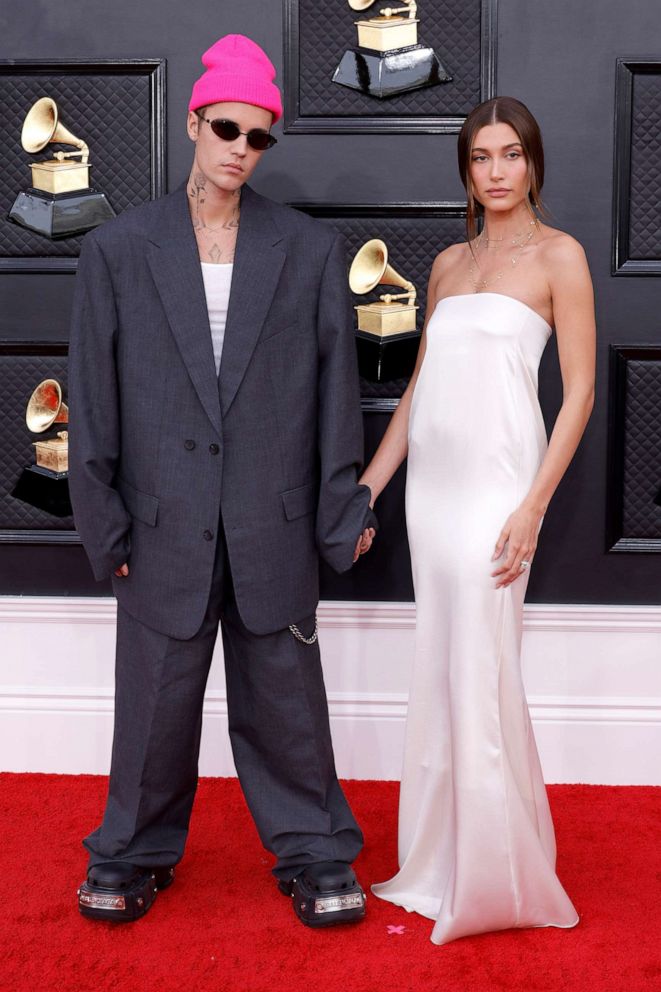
top-left (349, 239), bottom-right (420, 381)
top-left (11, 379), bottom-right (73, 517)
top-left (333, 0), bottom-right (451, 99)
top-left (9, 96), bottom-right (115, 239)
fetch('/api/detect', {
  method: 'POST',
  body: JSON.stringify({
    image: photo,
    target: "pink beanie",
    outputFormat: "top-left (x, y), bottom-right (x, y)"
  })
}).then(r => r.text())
top-left (189, 34), bottom-right (282, 123)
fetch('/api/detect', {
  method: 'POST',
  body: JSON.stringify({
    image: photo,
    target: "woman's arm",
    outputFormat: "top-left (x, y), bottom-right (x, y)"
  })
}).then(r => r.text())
top-left (492, 235), bottom-right (596, 587)
top-left (359, 254), bottom-right (444, 504)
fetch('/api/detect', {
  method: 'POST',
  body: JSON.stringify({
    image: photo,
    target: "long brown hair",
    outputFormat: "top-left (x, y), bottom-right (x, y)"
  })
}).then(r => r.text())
top-left (457, 97), bottom-right (545, 244)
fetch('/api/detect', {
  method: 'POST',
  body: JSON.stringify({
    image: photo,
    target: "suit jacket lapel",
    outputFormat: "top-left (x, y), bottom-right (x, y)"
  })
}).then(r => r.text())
top-left (219, 184), bottom-right (286, 417)
top-left (146, 186), bottom-right (222, 436)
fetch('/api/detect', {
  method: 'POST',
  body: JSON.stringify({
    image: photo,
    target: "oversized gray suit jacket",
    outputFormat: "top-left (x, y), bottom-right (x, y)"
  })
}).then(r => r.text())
top-left (68, 183), bottom-right (375, 639)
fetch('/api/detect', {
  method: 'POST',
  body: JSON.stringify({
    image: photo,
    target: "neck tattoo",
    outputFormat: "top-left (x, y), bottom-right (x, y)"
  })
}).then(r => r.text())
top-left (189, 174), bottom-right (240, 234)
top-left (188, 174), bottom-right (240, 263)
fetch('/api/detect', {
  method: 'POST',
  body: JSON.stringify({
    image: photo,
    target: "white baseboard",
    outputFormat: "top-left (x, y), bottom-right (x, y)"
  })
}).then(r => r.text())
top-left (1, 598), bottom-right (660, 784)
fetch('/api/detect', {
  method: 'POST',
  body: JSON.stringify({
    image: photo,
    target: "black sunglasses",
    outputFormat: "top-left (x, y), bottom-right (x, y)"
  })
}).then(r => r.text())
top-left (195, 112), bottom-right (277, 151)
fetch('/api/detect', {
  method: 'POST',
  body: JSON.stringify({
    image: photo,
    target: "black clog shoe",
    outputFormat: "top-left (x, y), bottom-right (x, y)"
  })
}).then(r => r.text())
top-left (279, 861), bottom-right (366, 928)
top-left (78, 862), bottom-right (175, 922)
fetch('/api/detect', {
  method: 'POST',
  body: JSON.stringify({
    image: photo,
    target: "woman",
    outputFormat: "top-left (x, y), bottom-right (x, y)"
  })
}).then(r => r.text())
top-left (364, 97), bottom-right (595, 945)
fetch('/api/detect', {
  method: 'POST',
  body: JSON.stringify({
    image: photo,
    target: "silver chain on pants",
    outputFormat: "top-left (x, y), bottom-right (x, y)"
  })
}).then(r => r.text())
top-left (288, 616), bottom-right (319, 645)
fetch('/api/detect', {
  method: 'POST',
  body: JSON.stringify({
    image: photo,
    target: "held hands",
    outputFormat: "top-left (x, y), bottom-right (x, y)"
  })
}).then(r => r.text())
top-left (353, 480), bottom-right (377, 563)
top-left (491, 503), bottom-right (543, 588)
top-left (353, 527), bottom-right (376, 563)
top-left (114, 563), bottom-right (129, 577)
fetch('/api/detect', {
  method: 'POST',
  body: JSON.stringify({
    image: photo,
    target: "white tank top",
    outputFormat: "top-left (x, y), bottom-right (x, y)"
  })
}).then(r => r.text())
top-left (200, 262), bottom-right (234, 375)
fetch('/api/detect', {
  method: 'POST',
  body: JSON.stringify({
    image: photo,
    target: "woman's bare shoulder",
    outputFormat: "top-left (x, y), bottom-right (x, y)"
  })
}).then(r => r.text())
top-left (537, 226), bottom-right (587, 266)
top-left (430, 241), bottom-right (467, 273)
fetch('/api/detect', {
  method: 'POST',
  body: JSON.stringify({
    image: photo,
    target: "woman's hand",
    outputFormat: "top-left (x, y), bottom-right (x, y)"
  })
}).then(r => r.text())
top-left (353, 527), bottom-right (376, 563)
top-left (491, 503), bottom-right (543, 588)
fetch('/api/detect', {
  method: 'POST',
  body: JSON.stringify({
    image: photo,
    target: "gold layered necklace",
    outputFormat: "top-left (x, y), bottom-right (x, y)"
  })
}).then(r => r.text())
top-left (468, 219), bottom-right (538, 292)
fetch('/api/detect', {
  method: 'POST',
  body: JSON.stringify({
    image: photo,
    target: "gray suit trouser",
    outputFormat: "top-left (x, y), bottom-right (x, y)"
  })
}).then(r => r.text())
top-left (83, 524), bottom-right (363, 879)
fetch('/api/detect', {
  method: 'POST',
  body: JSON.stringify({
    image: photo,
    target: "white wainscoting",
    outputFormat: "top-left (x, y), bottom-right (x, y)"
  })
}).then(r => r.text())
top-left (1, 597), bottom-right (660, 784)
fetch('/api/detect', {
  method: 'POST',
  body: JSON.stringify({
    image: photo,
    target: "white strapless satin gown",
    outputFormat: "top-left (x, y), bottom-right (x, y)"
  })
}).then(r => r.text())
top-left (371, 293), bottom-right (579, 945)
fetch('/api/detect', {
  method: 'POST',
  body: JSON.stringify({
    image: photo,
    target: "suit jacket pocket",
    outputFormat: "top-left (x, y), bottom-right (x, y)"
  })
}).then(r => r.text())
top-left (281, 482), bottom-right (317, 521)
top-left (259, 320), bottom-right (299, 344)
top-left (117, 477), bottom-right (159, 527)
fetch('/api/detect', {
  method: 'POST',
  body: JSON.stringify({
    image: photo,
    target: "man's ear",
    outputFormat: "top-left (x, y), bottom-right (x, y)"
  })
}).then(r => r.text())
top-left (187, 111), bottom-right (199, 142)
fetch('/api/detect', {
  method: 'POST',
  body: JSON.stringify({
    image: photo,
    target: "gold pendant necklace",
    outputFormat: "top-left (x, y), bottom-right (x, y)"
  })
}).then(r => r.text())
top-left (469, 220), bottom-right (537, 292)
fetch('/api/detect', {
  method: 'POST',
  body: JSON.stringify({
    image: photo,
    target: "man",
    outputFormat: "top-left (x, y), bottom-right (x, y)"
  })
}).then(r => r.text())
top-left (69, 34), bottom-right (376, 927)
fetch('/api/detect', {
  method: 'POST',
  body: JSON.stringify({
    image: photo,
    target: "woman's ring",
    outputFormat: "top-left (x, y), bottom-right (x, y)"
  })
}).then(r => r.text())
top-left (520, 560), bottom-right (531, 570)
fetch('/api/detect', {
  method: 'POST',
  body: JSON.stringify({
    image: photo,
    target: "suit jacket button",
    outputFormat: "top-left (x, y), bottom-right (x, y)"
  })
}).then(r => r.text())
top-left (184, 439), bottom-right (196, 450)
top-left (209, 443), bottom-right (219, 455)
top-left (203, 529), bottom-right (214, 541)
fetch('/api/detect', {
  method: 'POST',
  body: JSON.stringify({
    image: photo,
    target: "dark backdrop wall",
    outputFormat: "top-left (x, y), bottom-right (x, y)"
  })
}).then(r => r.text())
top-left (1, 0), bottom-right (659, 603)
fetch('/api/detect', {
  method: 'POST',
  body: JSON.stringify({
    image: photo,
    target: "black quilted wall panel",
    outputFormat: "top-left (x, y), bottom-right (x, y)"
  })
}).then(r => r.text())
top-left (628, 72), bottom-right (661, 261)
top-left (0, 61), bottom-right (164, 265)
top-left (612, 60), bottom-right (661, 275)
top-left (608, 347), bottom-right (661, 553)
top-left (0, 349), bottom-right (74, 532)
top-left (622, 358), bottom-right (661, 538)
top-left (299, 0), bottom-right (479, 116)
top-left (284, 0), bottom-right (495, 131)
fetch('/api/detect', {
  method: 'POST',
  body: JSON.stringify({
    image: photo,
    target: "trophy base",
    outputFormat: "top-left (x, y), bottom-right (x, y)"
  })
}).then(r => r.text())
top-left (8, 187), bottom-right (116, 239)
top-left (11, 465), bottom-right (72, 518)
top-left (333, 44), bottom-right (452, 99)
top-left (356, 330), bottom-right (421, 382)
top-left (355, 302), bottom-right (418, 337)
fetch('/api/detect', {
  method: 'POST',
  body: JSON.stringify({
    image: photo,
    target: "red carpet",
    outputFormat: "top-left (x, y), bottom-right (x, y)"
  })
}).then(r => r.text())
top-left (2, 775), bottom-right (660, 992)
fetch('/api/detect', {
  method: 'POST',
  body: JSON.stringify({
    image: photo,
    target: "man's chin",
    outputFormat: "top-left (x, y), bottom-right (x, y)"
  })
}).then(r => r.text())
top-left (211, 173), bottom-right (246, 194)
